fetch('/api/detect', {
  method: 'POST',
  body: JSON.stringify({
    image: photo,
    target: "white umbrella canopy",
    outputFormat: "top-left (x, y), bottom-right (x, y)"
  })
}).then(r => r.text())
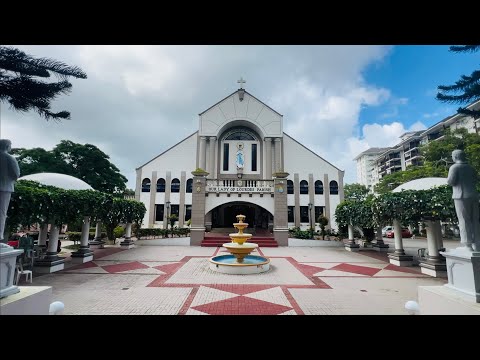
top-left (18, 173), bottom-right (94, 191)
top-left (392, 177), bottom-right (448, 192)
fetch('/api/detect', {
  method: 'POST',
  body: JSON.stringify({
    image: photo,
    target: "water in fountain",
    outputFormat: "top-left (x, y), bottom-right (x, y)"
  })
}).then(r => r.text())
top-left (209, 214), bottom-right (270, 274)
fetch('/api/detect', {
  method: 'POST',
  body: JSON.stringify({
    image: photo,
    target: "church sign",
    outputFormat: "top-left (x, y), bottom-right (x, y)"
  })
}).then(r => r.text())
top-left (206, 186), bottom-right (273, 193)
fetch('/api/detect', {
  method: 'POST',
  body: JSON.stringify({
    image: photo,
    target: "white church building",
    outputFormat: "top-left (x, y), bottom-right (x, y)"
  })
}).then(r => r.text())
top-left (135, 82), bottom-right (344, 246)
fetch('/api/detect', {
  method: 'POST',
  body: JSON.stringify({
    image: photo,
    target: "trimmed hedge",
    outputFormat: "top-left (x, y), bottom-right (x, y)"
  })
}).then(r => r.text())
top-left (66, 231), bottom-right (107, 242)
top-left (137, 227), bottom-right (190, 239)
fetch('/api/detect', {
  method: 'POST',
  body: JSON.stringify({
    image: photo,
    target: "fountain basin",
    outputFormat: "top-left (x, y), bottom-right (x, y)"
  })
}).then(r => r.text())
top-left (209, 254), bottom-right (270, 274)
top-left (229, 233), bottom-right (252, 245)
top-left (223, 242), bottom-right (257, 263)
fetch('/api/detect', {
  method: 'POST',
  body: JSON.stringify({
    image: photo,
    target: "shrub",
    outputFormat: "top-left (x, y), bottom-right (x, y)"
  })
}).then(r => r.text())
top-left (113, 226), bottom-right (125, 239)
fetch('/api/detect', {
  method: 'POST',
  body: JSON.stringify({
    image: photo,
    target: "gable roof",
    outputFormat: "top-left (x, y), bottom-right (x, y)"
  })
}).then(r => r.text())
top-left (136, 131), bottom-right (198, 170)
top-left (199, 89), bottom-right (283, 117)
top-left (283, 132), bottom-right (343, 172)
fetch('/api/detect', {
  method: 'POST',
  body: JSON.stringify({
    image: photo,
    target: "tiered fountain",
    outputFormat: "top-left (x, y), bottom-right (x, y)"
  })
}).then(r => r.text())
top-left (209, 214), bottom-right (270, 274)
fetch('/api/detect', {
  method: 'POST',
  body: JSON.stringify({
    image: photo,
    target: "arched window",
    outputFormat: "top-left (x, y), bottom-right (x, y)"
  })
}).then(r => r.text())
top-left (224, 127), bottom-right (256, 140)
top-left (330, 180), bottom-right (339, 195)
top-left (186, 178), bottom-right (193, 193)
top-left (156, 178), bottom-right (165, 192)
top-left (300, 180), bottom-right (309, 195)
top-left (315, 180), bottom-right (323, 195)
top-left (141, 178), bottom-right (151, 192)
top-left (287, 180), bottom-right (294, 194)
top-left (171, 178), bottom-right (180, 193)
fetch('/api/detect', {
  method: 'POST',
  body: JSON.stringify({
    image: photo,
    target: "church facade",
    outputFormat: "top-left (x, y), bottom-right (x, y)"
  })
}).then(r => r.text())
top-left (135, 86), bottom-right (344, 245)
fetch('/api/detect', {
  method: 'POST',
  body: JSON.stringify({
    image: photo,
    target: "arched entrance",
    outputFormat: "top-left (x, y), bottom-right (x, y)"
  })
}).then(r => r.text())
top-left (211, 202), bottom-right (272, 230)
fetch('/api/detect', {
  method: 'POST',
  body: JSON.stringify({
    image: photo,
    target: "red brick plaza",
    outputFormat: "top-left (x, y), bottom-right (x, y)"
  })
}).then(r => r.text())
top-left (26, 245), bottom-right (445, 315)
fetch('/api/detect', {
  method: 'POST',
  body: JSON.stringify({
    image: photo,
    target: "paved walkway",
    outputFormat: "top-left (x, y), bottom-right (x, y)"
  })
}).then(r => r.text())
top-left (19, 242), bottom-right (447, 315)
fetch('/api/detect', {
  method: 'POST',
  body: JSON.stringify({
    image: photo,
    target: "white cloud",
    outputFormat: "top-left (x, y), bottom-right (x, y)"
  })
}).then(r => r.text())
top-left (3, 45), bottom-right (399, 190)
top-left (339, 121), bottom-right (427, 184)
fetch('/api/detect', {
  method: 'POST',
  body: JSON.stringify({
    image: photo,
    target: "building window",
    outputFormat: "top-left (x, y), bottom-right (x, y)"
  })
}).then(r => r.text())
top-left (251, 144), bottom-right (257, 171)
top-left (224, 127), bottom-right (256, 140)
top-left (330, 180), bottom-right (338, 195)
top-left (142, 178), bottom-right (151, 192)
top-left (300, 206), bottom-right (309, 223)
top-left (170, 204), bottom-right (179, 218)
top-left (314, 180), bottom-right (323, 195)
top-left (223, 143), bottom-right (229, 171)
top-left (156, 178), bottom-right (165, 192)
top-left (287, 180), bottom-right (294, 194)
top-left (300, 180), bottom-right (309, 195)
top-left (288, 206), bottom-right (295, 222)
top-left (171, 178), bottom-right (180, 193)
top-left (314, 206), bottom-right (324, 222)
top-left (185, 205), bottom-right (192, 222)
top-left (155, 204), bottom-right (164, 221)
top-left (186, 179), bottom-right (193, 193)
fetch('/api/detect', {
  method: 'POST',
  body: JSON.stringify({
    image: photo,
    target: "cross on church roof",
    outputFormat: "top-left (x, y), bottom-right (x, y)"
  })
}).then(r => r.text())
top-left (237, 77), bottom-right (246, 89)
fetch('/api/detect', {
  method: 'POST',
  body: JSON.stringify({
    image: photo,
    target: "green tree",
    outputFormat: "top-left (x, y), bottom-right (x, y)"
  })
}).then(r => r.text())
top-left (317, 214), bottom-right (329, 239)
top-left (12, 140), bottom-right (128, 194)
top-left (374, 129), bottom-right (480, 193)
top-left (168, 214), bottom-right (178, 238)
top-left (436, 45), bottom-right (480, 119)
top-left (374, 165), bottom-right (446, 194)
top-left (344, 183), bottom-right (369, 201)
top-left (0, 46), bottom-right (86, 120)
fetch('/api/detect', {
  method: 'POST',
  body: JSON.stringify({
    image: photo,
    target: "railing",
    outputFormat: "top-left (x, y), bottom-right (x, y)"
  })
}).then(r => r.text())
top-left (206, 179), bottom-right (274, 193)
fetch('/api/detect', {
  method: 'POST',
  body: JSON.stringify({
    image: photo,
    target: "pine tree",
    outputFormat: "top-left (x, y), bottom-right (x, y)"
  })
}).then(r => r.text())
top-left (0, 46), bottom-right (87, 121)
top-left (436, 45), bottom-right (480, 119)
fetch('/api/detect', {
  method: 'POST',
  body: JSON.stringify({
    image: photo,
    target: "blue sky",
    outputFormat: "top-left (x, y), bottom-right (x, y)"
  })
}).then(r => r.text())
top-left (360, 45), bottom-right (479, 133)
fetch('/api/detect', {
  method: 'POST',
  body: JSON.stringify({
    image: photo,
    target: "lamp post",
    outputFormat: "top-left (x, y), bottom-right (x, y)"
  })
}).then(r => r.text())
top-left (308, 203), bottom-right (313, 239)
top-left (166, 201), bottom-right (171, 236)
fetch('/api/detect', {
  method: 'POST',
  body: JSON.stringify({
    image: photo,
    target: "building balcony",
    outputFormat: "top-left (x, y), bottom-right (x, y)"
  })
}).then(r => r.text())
top-left (206, 179), bottom-right (274, 194)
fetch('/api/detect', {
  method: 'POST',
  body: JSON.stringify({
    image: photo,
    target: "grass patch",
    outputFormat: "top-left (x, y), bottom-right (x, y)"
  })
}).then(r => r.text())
top-left (64, 244), bottom-right (80, 250)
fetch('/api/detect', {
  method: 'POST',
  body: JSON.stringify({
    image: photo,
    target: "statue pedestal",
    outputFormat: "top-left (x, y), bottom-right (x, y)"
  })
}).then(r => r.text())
top-left (0, 246), bottom-right (24, 298)
top-left (418, 285), bottom-right (480, 315)
top-left (440, 247), bottom-right (480, 303)
top-left (0, 286), bottom-right (52, 315)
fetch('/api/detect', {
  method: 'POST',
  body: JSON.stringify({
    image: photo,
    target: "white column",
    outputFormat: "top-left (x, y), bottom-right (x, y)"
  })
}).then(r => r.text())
top-left (348, 225), bottom-right (354, 240)
top-left (209, 136), bottom-right (216, 178)
top-left (434, 220), bottom-right (444, 250)
top-left (38, 223), bottom-right (48, 247)
top-left (265, 137), bottom-right (272, 178)
top-left (46, 225), bottom-right (60, 257)
top-left (274, 138), bottom-right (282, 172)
top-left (119, 222), bottom-right (134, 248)
top-left (373, 225), bottom-right (389, 251)
top-left (393, 219), bottom-right (405, 255)
top-left (94, 222), bottom-right (102, 240)
top-left (199, 136), bottom-right (207, 170)
top-left (425, 220), bottom-right (440, 259)
top-left (80, 216), bottom-right (90, 247)
top-left (71, 215), bottom-right (93, 261)
top-left (125, 223), bottom-right (132, 239)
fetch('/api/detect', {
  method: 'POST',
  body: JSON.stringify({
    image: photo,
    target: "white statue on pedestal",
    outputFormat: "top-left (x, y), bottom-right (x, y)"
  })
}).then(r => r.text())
top-left (447, 149), bottom-right (480, 251)
top-left (0, 139), bottom-right (20, 245)
top-left (236, 143), bottom-right (244, 170)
